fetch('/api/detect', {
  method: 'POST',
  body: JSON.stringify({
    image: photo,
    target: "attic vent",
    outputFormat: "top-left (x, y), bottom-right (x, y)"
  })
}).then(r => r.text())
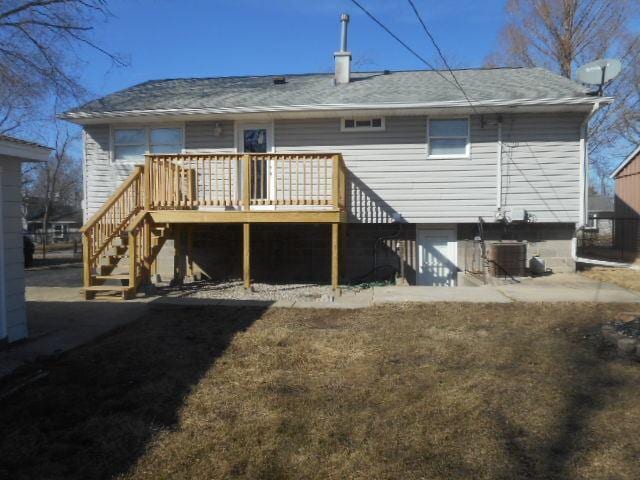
top-left (383, 69), bottom-right (391, 75)
top-left (273, 77), bottom-right (286, 85)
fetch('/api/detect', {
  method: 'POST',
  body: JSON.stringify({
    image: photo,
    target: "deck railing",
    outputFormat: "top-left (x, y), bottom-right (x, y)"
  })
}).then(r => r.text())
top-left (81, 153), bottom-right (346, 297)
top-left (144, 153), bottom-right (347, 210)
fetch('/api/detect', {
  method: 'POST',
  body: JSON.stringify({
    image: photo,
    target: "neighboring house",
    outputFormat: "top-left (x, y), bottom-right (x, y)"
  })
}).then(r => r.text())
top-left (61, 16), bottom-right (611, 298)
top-left (26, 210), bottom-right (83, 244)
top-left (610, 145), bottom-right (640, 257)
top-left (587, 191), bottom-right (614, 234)
top-left (0, 135), bottom-right (51, 342)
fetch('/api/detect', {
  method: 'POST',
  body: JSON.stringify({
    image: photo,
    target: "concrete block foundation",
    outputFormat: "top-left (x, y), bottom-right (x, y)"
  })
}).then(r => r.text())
top-left (153, 221), bottom-right (576, 285)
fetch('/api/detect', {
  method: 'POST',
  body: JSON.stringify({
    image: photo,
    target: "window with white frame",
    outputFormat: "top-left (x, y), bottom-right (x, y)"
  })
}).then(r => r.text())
top-left (113, 126), bottom-right (183, 162)
top-left (341, 117), bottom-right (385, 131)
top-left (427, 118), bottom-right (469, 157)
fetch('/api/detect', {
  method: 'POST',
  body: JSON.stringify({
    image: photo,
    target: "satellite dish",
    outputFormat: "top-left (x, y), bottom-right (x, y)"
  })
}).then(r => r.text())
top-left (576, 58), bottom-right (622, 94)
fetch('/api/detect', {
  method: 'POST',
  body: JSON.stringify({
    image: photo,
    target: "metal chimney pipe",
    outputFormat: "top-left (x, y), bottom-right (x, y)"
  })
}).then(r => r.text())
top-left (340, 13), bottom-right (350, 52)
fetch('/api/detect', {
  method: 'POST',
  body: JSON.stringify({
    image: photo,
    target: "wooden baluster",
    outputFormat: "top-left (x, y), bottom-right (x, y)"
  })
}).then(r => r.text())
top-left (243, 154), bottom-right (251, 211)
top-left (280, 155), bottom-right (285, 205)
top-left (288, 156), bottom-right (292, 204)
top-left (220, 157), bottom-right (226, 206)
top-left (214, 157), bottom-right (219, 205)
top-left (252, 156), bottom-right (257, 204)
top-left (303, 156), bottom-right (307, 204)
top-left (295, 155), bottom-right (300, 205)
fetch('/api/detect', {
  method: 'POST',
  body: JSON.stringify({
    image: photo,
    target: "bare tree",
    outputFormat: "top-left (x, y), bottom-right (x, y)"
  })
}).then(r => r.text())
top-left (486, 0), bottom-right (640, 194)
top-left (0, 0), bottom-right (126, 134)
top-left (23, 124), bottom-right (82, 258)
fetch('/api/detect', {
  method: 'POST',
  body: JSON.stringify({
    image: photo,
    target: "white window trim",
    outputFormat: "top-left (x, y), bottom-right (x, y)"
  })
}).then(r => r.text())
top-left (340, 117), bottom-right (386, 132)
top-left (110, 124), bottom-right (185, 164)
top-left (426, 116), bottom-right (470, 159)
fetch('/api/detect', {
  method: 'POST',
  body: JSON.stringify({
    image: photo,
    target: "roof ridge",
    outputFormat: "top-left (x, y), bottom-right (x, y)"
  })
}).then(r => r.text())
top-left (136, 66), bottom-right (529, 84)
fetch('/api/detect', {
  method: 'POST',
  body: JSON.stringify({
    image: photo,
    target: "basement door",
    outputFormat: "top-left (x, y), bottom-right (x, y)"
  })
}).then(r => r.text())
top-left (417, 228), bottom-right (458, 286)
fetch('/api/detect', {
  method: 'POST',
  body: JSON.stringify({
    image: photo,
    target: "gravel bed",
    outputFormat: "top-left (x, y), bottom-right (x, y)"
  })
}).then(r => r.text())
top-left (166, 280), bottom-right (334, 302)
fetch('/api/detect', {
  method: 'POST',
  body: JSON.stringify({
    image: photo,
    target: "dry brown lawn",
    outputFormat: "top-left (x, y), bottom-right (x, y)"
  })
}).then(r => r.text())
top-left (582, 266), bottom-right (640, 294)
top-left (1, 303), bottom-right (640, 480)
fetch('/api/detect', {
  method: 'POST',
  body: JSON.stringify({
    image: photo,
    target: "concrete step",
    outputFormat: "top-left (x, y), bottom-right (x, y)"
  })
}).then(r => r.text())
top-left (94, 274), bottom-right (130, 281)
top-left (84, 285), bottom-right (130, 292)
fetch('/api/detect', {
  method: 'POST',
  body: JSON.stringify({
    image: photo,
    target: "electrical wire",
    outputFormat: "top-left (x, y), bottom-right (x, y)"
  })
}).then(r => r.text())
top-left (349, 0), bottom-right (467, 93)
top-left (350, 0), bottom-right (494, 116)
top-left (405, 0), bottom-right (479, 114)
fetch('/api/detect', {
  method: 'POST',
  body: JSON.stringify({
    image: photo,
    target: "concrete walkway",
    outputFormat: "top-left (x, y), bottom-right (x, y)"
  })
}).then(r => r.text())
top-left (0, 265), bottom-right (150, 379)
top-left (155, 273), bottom-right (640, 309)
top-left (2, 266), bottom-right (639, 380)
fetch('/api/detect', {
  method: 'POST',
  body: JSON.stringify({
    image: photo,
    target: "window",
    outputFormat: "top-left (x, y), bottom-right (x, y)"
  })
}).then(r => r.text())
top-left (341, 117), bottom-right (385, 132)
top-left (113, 126), bottom-right (183, 162)
top-left (427, 118), bottom-right (469, 157)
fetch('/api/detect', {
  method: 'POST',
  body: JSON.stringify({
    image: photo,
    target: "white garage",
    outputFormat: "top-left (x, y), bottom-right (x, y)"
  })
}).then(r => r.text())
top-left (0, 135), bottom-right (51, 344)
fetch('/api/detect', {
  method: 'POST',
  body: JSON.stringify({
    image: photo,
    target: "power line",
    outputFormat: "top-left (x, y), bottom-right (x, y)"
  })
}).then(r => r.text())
top-left (405, 0), bottom-right (477, 112)
top-left (348, 0), bottom-right (463, 92)
top-left (350, 0), bottom-right (487, 115)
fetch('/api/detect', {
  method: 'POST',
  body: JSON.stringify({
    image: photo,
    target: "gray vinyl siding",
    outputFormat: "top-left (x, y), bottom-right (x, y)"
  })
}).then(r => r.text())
top-left (500, 113), bottom-right (582, 223)
top-left (83, 113), bottom-right (583, 224)
top-left (185, 120), bottom-right (234, 153)
top-left (84, 125), bottom-right (130, 219)
top-left (84, 121), bottom-right (235, 218)
top-left (275, 113), bottom-right (582, 223)
top-left (1, 158), bottom-right (27, 341)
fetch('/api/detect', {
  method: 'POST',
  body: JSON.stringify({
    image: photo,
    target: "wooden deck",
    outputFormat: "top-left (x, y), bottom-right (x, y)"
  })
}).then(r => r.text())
top-left (80, 153), bottom-right (348, 299)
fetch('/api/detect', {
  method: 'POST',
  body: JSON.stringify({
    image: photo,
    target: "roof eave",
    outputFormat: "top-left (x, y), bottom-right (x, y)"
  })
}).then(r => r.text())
top-left (60, 96), bottom-right (611, 124)
top-left (610, 143), bottom-right (640, 179)
top-left (0, 139), bottom-right (52, 162)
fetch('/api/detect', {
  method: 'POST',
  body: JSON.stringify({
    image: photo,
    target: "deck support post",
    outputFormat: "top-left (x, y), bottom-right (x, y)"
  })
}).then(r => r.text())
top-left (331, 222), bottom-right (339, 291)
top-left (128, 231), bottom-right (137, 300)
top-left (243, 223), bottom-right (251, 289)
top-left (187, 224), bottom-right (194, 278)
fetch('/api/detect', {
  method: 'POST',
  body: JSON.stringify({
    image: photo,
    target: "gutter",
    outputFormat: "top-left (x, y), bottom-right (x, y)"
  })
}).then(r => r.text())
top-left (496, 118), bottom-right (503, 212)
top-left (60, 96), bottom-right (613, 122)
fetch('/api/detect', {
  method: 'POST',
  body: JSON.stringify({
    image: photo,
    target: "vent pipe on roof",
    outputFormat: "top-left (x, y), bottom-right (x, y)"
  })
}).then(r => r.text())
top-left (334, 13), bottom-right (351, 85)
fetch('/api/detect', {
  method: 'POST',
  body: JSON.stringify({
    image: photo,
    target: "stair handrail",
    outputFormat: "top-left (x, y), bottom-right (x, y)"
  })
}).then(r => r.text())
top-left (81, 166), bottom-right (145, 290)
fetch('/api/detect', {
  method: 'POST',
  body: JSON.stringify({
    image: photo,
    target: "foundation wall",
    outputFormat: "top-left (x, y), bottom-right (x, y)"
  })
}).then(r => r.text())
top-left (457, 222), bottom-right (576, 273)
top-left (153, 221), bottom-right (576, 285)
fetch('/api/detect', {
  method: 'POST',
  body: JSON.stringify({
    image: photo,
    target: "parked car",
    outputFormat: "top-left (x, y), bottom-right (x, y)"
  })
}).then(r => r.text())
top-left (23, 235), bottom-right (35, 267)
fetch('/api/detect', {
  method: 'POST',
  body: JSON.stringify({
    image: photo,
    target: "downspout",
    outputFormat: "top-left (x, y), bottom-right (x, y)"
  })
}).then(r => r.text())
top-left (571, 101), bottom-right (634, 268)
top-left (496, 117), bottom-right (503, 215)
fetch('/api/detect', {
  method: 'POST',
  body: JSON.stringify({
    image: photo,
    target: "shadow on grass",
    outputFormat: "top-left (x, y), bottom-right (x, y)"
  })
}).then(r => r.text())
top-left (0, 301), bottom-right (270, 480)
top-left (493, 330), bottom-right (625, 479)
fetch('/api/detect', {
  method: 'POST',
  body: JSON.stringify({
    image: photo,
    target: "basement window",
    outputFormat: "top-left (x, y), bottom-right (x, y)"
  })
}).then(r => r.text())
top-left (427, 117), bottom-right (470, 158)
top-left (341, 117), bottom-right (385, 132)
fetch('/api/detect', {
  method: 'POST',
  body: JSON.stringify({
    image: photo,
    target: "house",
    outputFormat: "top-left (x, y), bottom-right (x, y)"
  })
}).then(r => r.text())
top-left (610, 144), bottom-right (640, 258)
top-left (0, 135), bottom-right (51, 342)
top-left (26, 209), bottom-right (83, 244)
top-left (61, 15), bottom-right (611, 299)
top-left (587, 190), bottom-right (614, 233)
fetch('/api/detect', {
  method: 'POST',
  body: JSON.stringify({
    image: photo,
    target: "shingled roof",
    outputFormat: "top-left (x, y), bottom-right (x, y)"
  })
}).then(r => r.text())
top-left (62, 67), bottom-right (601, 120)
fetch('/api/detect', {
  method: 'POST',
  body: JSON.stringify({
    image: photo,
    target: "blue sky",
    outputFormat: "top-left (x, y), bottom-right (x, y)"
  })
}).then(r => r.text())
top-left (77, 0), bottom-right (508, 100)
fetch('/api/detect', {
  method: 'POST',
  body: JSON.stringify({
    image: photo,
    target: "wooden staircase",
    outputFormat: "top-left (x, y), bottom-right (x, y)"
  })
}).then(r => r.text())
top-left (81, 166), bottom-right (170, 300)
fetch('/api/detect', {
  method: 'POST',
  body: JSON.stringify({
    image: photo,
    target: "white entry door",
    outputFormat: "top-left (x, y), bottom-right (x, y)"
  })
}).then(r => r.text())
top-left (236, 122), bottom-right (274, 204)
top-left (417, 228), bottom-right (457, 286)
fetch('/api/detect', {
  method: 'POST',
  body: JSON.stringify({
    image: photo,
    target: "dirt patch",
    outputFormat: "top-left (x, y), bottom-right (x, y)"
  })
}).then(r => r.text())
top-left (581, 266), bottom-right (640, 294)
top-left (1, 303), bottom-right (640, 479)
